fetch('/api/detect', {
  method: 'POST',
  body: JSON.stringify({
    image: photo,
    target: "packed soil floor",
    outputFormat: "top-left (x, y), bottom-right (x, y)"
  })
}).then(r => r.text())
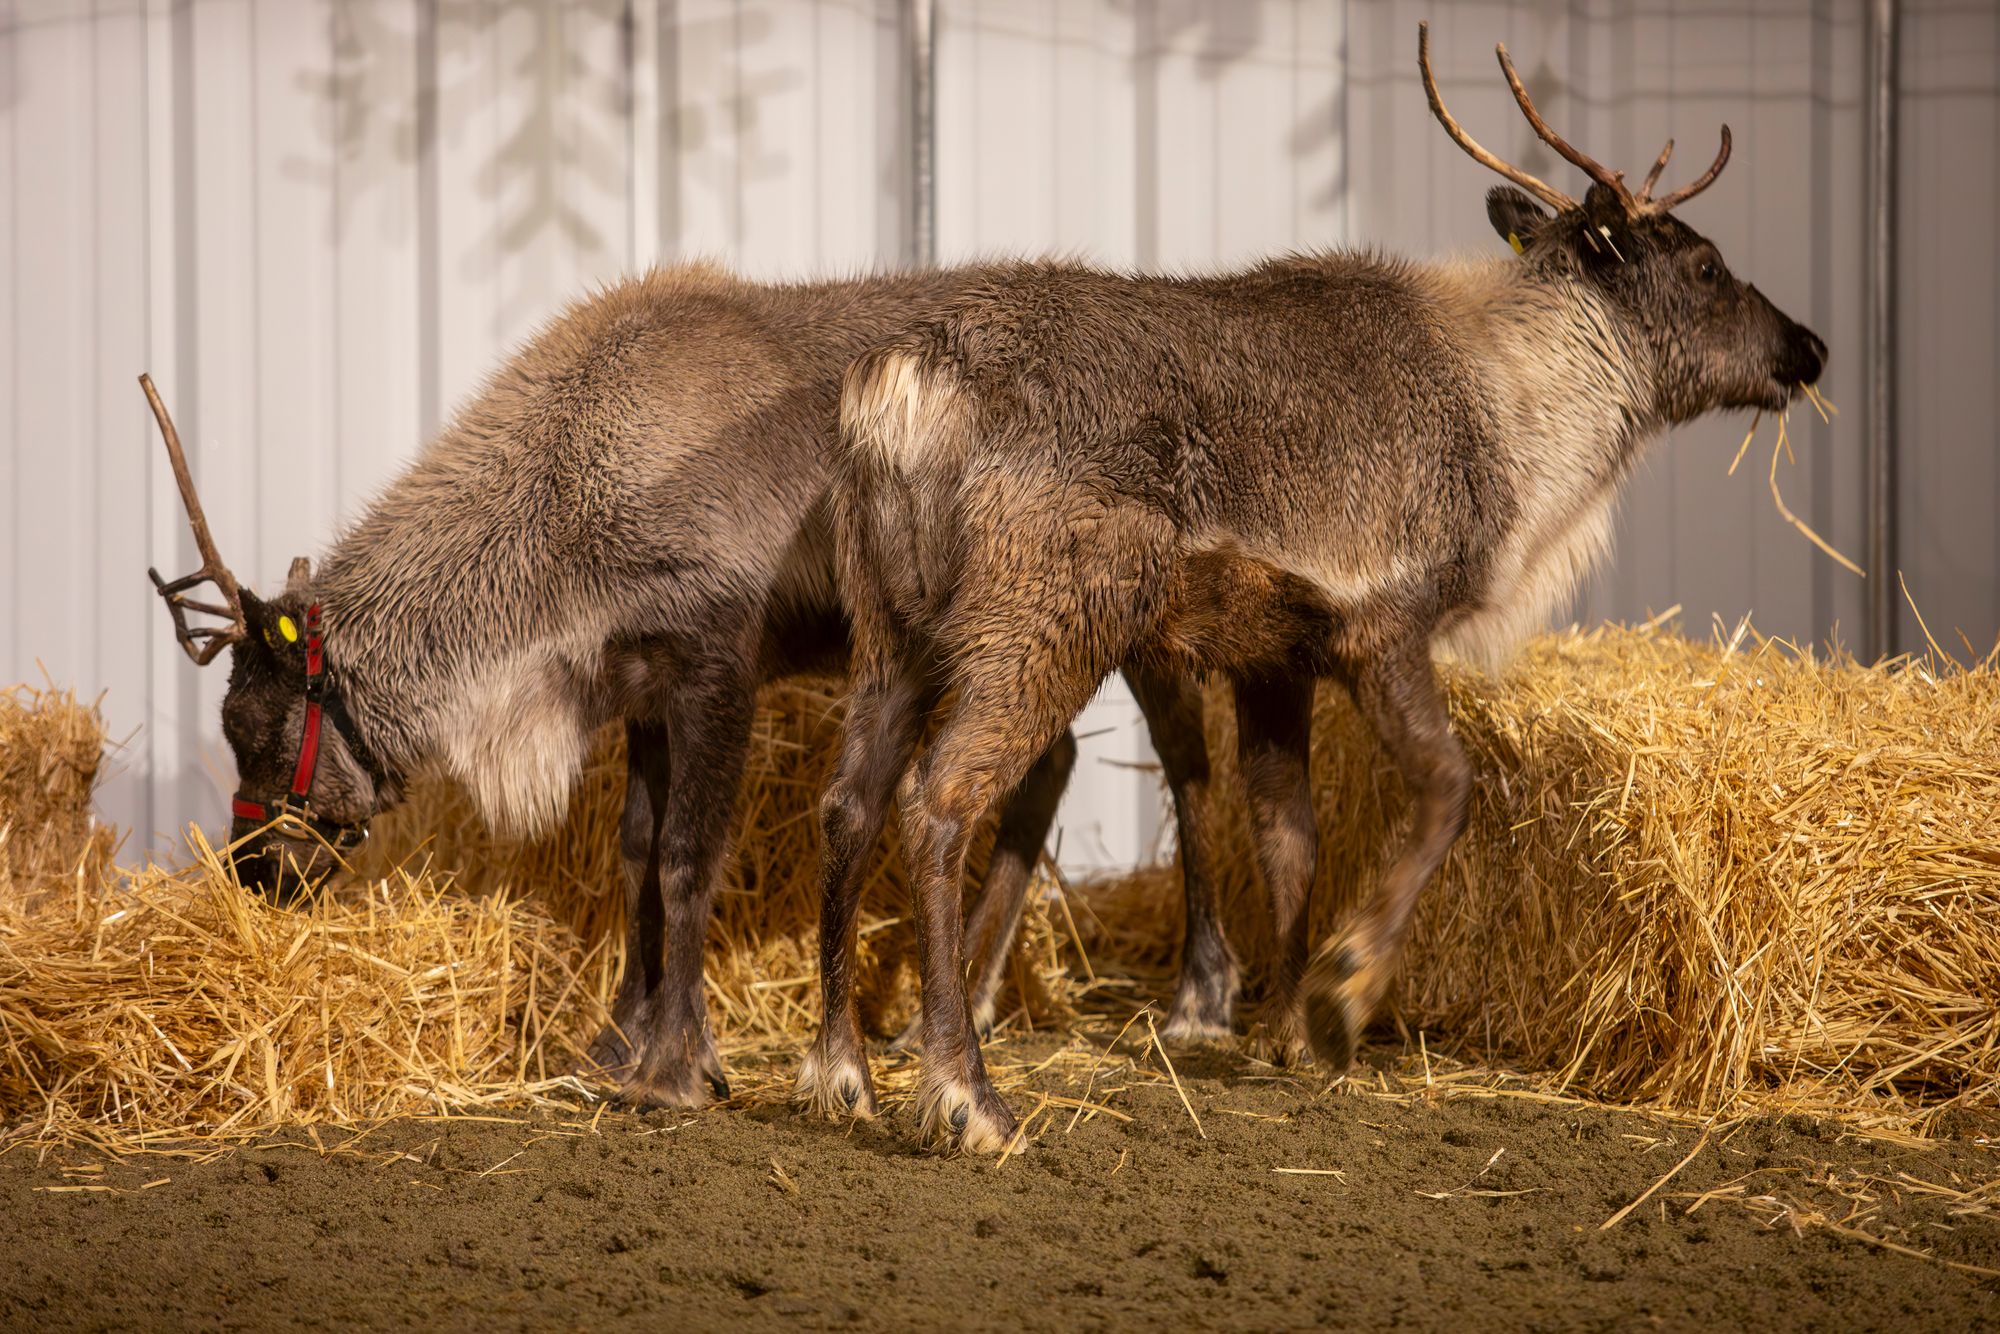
top-left (5, 1029), bottom-right (1996, 1333)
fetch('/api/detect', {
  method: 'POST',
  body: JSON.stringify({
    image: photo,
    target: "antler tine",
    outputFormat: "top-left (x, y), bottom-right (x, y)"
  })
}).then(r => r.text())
top-left (1418, 22), bottom-right (1576, 213)
top-left (1648, 125), bottom-right (1732, 212)
top-left (1493, 41), bottom-right (1633, 211)
top-left (141, 373), bottom-right (247, 664)
top-left (1636, 138), bottom-right (1675, 201)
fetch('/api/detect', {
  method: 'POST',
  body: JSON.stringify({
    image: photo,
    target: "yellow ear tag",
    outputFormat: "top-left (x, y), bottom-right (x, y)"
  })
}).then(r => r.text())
top-left (277, 615), bottom-right (300, 644)
top-left (1507, 231), bottom-right (1525, 255)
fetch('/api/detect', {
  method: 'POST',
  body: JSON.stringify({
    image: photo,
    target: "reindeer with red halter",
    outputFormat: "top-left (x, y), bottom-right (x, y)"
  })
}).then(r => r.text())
top-left (140, 265), bottom-right (1236, 1111)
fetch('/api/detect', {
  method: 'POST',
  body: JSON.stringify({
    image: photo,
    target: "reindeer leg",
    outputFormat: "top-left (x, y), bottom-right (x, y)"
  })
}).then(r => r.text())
top-left (584, 720), bottom-right (671, 1078)
top-left (795, 654), bottom-right (935, 1121)
top-left (903, 667), bottom-right (1101, 1155)
top-left (624, 660), bottom-right (757, 1109)
top-left (1235, 674), bottom-right (1319, 1066)
top-left (889, 727), bottom-right (1076, 1053)
top-left (1127, 667), bottom-right (1236, 1044)
top-left (1303, 645), bottom-right (1470, 1072)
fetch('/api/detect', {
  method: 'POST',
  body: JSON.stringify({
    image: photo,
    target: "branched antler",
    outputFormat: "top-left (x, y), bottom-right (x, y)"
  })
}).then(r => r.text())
top-left (1418, 23), bottom-right (1576, 213)
top-left (142, 373), bottom-right (247, 664)
top-left (1418, 23), bottom-right (1732, 219)
top-left (1647, 126), bottom-right (1731, 212)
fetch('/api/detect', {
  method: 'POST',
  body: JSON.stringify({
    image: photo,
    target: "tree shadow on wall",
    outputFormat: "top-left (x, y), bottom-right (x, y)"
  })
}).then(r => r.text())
top-left (1106, 0), bottom-right (1351, 246)
top-left (283, 0), bottom-right (627, 272)
top-left (284, 1), bottom-right (810, 282)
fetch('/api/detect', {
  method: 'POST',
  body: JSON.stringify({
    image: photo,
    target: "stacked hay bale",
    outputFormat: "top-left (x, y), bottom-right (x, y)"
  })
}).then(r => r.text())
top-left (358, 678), bottom-right (1061, 1046)
top-left (5, 623), bottom-right (1996, 1141)
top-left (1086, 624), bottom-right (2000, 1130)
top-left (0, 680), bottom-right (1051, 1144)
top-left (0, 684), bottom-right (116, 904)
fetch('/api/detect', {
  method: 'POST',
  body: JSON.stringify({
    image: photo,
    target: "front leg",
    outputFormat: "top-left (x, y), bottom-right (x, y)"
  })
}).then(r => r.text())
top-left (616, 659), bottom-right (760, 1108)
top-left (1127, 667), bottom-right (1236, 1044)
top-left (1303, 643), bottom-right (1470, 1072)
top-left (584, 720), bottom-right (671, 1079)
top-left (1234, 674), bottom-right (1318, 1066)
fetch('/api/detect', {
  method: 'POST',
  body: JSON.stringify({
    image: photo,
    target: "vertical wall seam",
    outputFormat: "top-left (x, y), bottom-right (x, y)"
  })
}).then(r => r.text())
top-left (88, 3), bottom-right (101, 690)
top-left (328, 0), bottom-right (342, 521)
top-left (417, 0), bottom-right (439, 441)
top-left (249, 1), bottom-right (263, 583)
top-left (1865, 0), bottom-right (1898, 661)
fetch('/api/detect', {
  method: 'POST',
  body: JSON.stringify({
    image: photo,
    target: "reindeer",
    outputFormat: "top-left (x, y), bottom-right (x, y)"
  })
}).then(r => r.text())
top-left (804, 23), bottom-right (1827, 1152)
top-left (143, 264), bottom-right (1234, 1111)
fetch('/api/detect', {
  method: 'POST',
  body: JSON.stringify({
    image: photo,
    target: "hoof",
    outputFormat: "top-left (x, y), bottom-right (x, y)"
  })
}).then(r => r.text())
top-left (619, 1058), bottom-right (729, 1111)
top-left (581, 984), bottom-right (665, 1079)
top-left (584, 1021), bottom-right (637, 1077)
top-left (1301, 939), bottom-right (1373, 1074)
top-left (1163, 960), bottom-right (1239, 1045)
top-left (916, 1072), bottom-right (1017, 1155)
top-left (616, 1027), bottom-right (730, 1111)
top-left (794, 1039), bottom-right (879, 1120)
top-left (1249, 984), bottom-right (1315, 1068)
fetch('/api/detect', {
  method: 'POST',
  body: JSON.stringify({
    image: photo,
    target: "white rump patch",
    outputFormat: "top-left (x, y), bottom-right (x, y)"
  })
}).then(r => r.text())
top-left (841, 351), bottom-right (968, 474)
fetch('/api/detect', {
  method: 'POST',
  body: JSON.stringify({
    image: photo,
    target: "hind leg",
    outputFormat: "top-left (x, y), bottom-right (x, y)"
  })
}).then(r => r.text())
top-left (1303, 644), bottom-right (1469, 1072)
top-left (584, 720), bottom-right (672, 1077)
top-left (1127, 667), bottom-right (1237, 1044)
top-left (890, 726), bottom-right (1077, 1052)
top-left (795, 652), bottom-right (937, 1121)
top-left (620, 657), bottom-right (759, 1109)
top-left (902, 665), bottom-right (1104, 1154)
top-left (1235, 674), bottom-right (1319, 1066)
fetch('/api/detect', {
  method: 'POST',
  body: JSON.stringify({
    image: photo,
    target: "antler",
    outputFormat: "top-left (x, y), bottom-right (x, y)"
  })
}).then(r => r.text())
top-left (1493, 41), bottom-right (1634, 211)
top-left (1418, 22), bottom-right (1575, 213)
top-left (1647, 126), bottom-right (1731, 212)
top-left (1635, 139), bottom-right (1675, 201)
top-left (142, 373), bottom-right (248, 665)
top-left (1419, 24), bottom-right (1732, 219)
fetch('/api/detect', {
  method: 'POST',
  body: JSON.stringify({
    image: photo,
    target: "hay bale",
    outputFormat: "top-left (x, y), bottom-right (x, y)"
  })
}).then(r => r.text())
top-left (1, 851), bottom-right (595, 1145)
top-left (1085, 623), bottom-right (2000, 1131)
top-left (0, 685), bottom-right (117, 903)
top-left (360, 677), bottom-right (1069, 1046)
top-left (0, 677), bottom-right (1070, 1144)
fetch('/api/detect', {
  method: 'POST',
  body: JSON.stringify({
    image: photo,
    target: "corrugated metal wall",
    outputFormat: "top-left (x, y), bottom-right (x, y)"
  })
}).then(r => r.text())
top-left (2, 0), bottom-right (1994, 866)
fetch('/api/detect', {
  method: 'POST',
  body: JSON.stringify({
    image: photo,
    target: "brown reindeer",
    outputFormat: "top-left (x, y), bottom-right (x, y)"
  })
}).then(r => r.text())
top-left (143, 265), bottom-right (1234, 1112)
top-left (807, 24), bottom-right (1827, 1152)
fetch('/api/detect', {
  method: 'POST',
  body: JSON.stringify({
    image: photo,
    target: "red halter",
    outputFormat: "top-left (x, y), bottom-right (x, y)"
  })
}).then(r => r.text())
top-left (229, 603), bottom-right (370, 853)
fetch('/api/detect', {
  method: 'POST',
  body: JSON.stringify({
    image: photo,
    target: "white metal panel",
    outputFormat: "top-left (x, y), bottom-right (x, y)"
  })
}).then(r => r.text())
top-left (1, 0), bottom-right (1995, 870)
top-left (1900, 0), bottom-right (2000, 655)
top-left (87, 0), bottom-right (156, 844)
top-left (0, 3), bottom-right (15, 694)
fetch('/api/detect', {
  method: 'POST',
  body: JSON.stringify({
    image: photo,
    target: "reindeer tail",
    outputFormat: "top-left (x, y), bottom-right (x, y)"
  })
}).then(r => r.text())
top-left (835, 344), bottom-right (976, 624)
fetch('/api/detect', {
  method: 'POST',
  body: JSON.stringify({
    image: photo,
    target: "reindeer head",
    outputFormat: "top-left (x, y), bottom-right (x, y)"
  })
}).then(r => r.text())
top-left (1419, 24), bottom-right (1826, 424)
top-left (142, 376), bottom-right (382, 902)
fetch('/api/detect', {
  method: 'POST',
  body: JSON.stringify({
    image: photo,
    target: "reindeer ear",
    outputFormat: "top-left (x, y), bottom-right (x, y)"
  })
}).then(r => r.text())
top-left (1486, 187), bottom-right (1549, 255)
top-left (238, 590), bottom-right (273, 652)
top-left (285, 556), bottom-right (313, 598)
top-left (239, 589), bottom-right (303, 656)
top-left (1579, 182), bottom-right (1636, 260)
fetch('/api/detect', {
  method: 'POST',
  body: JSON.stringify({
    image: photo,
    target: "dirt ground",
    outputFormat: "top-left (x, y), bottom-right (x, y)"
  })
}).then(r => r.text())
top-left (4, 1030), bottom-right (1996, 1333)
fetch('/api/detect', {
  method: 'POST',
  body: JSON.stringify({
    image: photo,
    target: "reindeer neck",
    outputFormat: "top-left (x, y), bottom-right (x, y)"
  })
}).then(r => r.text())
top-left (1443, 258), bottom-right (1659, 481)
top-left (1420, 257), bottom-right (1660, 667)
top-left (312, 456), bottom-right (602, 836)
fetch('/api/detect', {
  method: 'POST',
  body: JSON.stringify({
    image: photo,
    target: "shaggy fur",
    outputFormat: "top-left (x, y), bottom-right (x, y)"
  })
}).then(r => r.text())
top-left (816, 180), bottom-right (1827, 1152)
top-left (203, 264), bottom-right (1229, 1110)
